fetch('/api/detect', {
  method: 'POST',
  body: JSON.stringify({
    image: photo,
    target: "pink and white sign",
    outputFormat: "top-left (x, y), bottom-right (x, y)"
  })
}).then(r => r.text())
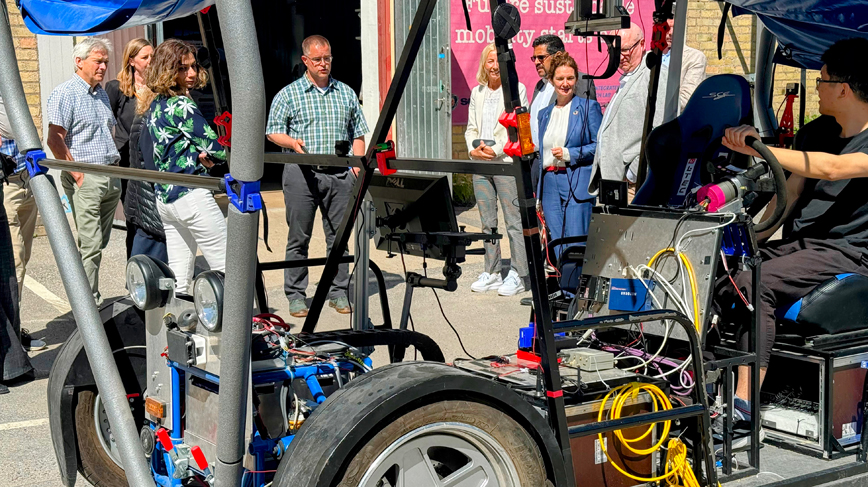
top-left (450, 0), bottom-right (657, 124)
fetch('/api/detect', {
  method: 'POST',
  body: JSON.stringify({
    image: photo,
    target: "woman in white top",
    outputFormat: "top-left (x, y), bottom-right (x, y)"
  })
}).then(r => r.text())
top-left (537, 51), bottom-right (602, 259)
top-left (464, 43), bottom-right (529, 296)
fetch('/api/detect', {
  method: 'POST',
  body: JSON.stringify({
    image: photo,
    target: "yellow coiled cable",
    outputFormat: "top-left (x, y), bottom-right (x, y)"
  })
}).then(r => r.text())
top-left (597, 382), bottom-right (709, 487)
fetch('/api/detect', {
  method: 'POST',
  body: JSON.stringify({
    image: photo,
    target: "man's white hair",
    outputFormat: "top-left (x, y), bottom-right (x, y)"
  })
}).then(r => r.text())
top-left (72, 37), bottom-right (112, 70)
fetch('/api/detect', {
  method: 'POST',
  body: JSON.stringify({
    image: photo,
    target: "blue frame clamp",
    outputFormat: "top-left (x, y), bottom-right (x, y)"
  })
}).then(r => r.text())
top-left (24, 150), bottom-right (48, 178)
top-left (224, 173), bottom-right (262, 213)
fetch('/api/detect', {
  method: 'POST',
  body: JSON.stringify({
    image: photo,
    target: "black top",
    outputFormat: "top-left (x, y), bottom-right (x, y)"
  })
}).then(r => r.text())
top-left (787, 115), bottom-right (868, 251)
top-left (105, 79), bottom-right (138, 167)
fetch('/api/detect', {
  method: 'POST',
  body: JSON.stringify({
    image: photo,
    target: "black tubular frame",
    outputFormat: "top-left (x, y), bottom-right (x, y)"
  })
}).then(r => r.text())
top-left (553, 309), bottom-right (718, 484)
top-left (254, 256), bottom-right (392, 330)
top-left (265, 0), bottom-right (582, 479)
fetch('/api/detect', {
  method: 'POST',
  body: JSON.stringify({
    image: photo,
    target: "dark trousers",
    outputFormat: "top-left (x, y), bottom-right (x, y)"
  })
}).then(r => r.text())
top-left (131, 228), bottom-right (168, 263)
top-left (282, 165), bottom-right (351, 301)
top-left (0, 187), bottom-right (32, 381)
top-left (718, 238), bottom-right (868, 367)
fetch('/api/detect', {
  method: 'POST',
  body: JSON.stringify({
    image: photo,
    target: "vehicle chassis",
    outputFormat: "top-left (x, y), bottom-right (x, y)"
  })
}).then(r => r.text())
top-left (3, 0), bottom-right (868, 485)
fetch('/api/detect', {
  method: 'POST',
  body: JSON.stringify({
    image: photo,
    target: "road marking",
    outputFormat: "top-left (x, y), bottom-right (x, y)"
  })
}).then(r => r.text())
top-left (0, 418), bottom-right (49, 431)
top-left (24, 275), bottom-right (71, 314)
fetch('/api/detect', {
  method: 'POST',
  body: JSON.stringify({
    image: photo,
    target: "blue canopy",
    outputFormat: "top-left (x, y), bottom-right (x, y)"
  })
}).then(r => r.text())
top-left (727, 0), bottom-right (868, 69)
top-left (19, 0), bottom-right (212, 35)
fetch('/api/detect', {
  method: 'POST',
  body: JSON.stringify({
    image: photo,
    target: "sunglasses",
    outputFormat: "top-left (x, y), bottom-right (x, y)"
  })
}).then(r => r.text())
top-left (530, 54), bottom-right (551, 63)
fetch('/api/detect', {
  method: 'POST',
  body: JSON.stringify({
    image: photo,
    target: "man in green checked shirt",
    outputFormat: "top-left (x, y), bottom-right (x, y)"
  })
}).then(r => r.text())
top-left (266, 35), bottom-right (369, 318)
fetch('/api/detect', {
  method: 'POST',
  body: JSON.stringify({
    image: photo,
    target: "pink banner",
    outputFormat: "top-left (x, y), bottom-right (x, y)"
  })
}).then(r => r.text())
top-left (450, 0), bottom-right (657, 125)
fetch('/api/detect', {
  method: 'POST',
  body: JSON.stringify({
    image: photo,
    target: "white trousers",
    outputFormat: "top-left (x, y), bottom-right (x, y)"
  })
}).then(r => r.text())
top-left (156, 188), bottom-right (227, 294)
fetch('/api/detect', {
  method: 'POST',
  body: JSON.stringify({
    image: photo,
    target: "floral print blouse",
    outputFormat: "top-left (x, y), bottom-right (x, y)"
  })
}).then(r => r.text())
top-left (148, 95), bottom-right (226, 203)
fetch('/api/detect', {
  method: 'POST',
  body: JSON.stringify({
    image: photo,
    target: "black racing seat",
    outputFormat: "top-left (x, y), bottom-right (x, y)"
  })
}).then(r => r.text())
top-left (633, 74), bottom-right (753, 207)
top-left (775, 273), bottom-right (868, 337)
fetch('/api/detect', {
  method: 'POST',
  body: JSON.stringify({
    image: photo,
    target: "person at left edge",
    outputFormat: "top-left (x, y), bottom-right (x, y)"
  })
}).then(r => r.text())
top-left (47, 37), bottom-right (121, 306)
top-left (266, 35), bottom-right (369, 318)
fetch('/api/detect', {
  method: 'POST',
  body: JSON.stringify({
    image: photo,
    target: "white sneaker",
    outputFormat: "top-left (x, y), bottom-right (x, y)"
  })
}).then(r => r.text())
top-left (471, 272), bottom-right (503, 292)
top-left (498, 270), bottom-right (526, 296)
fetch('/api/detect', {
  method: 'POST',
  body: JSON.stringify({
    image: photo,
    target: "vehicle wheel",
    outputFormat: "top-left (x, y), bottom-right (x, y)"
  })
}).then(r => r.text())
top-left (72, 344), bottom-right (147, 487)
top-left (75, 390), bottom-right (129, 487)
top-left (340, 401), bottom-right (546, 486)
top-left (275, 362), bottom-right (564, 487)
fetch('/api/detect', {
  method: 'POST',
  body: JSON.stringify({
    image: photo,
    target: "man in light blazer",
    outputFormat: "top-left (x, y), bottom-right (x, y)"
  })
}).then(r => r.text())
top-left (663, 18), bottom-right (707, 112)
top-left (588, 23), bottom-right (668, 197)
top-left (529, 34), bottom-right (597, 191)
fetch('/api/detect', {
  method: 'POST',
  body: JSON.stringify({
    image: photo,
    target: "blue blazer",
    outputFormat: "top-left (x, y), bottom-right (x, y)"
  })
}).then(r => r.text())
top-left (537, 96), bottom-right (603, 201)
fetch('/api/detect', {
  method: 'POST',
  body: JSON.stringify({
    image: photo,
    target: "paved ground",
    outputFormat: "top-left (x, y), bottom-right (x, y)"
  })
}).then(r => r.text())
top-left (0, 190), bottom-right (530, 486)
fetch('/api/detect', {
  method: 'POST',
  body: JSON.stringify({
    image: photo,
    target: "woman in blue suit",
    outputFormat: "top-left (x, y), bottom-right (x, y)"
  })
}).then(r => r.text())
top-left (537, 51), bottom-right (603, 259)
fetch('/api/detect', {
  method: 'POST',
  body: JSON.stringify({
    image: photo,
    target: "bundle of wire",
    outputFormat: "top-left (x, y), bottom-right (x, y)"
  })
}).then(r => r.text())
top-left (612, 214), bottom-right (738, 394)
top-left (603, 345), bottom-right (695, 395)
top-left (597, 382), bottom-right (707, 487)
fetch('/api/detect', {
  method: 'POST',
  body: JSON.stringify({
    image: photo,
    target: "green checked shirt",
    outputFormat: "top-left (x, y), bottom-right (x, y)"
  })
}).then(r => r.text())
top-left (266, 73), bottom-right (369, 155)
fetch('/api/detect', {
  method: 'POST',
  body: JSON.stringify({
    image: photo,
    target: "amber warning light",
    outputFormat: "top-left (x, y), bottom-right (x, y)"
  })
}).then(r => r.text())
top-left (145, 397), bottom-right (166, 418)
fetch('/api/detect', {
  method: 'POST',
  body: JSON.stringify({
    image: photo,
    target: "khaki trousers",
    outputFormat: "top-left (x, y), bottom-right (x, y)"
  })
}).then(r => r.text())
top-left (2, 172), bottom-right (37, 299)
top-left (61, 171), bottom-right (121, 305)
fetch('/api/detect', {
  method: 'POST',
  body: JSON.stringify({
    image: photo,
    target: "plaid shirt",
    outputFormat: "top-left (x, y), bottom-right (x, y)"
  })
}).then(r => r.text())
top-left (47, 75), bottom-right (119, 165)
top-left (266, 74), bottom-right (368, 155)
top-left (0, 138), bottom-right (27, 174)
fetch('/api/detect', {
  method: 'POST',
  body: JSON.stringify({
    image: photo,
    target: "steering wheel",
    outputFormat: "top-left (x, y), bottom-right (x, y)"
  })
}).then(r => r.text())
top-left (745, 136), bottom-right (788, 234)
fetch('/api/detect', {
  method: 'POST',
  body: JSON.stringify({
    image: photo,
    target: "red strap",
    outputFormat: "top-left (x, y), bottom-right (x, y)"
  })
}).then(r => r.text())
top-left (546, 389), bottom-right (564, 398)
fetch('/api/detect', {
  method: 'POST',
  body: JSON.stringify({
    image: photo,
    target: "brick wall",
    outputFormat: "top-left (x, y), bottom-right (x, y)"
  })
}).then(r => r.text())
top-left (6, 0), bottom-right (41, 137)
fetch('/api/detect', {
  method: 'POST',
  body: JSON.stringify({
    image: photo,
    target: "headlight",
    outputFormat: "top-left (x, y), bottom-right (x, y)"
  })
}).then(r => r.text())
top-left (194, 271), bottom-right (225, 332)
top-left (126, 255), bottom-right (175, 310)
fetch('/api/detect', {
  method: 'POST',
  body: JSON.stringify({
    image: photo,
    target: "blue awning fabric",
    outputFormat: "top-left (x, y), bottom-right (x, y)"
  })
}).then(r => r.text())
top-left (726, 0), bottom-right (868, 69)
top-left (18, 0), bottom-right (213, 35)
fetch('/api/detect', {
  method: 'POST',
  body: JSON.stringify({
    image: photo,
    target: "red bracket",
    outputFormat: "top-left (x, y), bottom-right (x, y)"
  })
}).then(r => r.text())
top-left (778, 94), bottom-right (797, 148)
top-left (375, 141), bottom-right (397, 176)
top-left (497, 111), bottom-right (523, 158)
top-left (200, 6), bottom-right (211, 14)
top-left (214, 111), bottom-right (232, 148)
top-left (651, 21), bottom-right (671, 52)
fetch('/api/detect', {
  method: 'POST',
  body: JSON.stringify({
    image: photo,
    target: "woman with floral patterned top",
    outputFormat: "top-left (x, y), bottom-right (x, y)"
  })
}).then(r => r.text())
top-left (137, 39), bottom-right (227, 294)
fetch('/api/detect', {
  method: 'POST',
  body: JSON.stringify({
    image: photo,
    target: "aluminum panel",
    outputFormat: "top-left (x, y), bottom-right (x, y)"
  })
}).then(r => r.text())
top-left (580, 212), bottom-right (727, 342)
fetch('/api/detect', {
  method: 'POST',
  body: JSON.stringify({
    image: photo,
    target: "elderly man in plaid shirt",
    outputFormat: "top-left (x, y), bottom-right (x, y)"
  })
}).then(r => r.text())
top-left (46, 38), bottom-right (121, 306)
top-left (266, 34), bottom-right (369, 318)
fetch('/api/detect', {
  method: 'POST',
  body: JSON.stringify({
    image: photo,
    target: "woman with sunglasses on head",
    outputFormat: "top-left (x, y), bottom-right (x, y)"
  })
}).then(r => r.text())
top-left (139, 39), bottom-right (227, 294)
top-left (106, 38), bottom-right (153, 258)
top-left (537, 51), bottom-right (602, 260)
top-left (464, 43), bottom-right (529, 297)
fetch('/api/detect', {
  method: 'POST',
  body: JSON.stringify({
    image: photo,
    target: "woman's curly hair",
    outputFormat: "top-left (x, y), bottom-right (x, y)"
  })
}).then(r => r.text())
top-left (547, 51), bottom-right (578, 81)
top-left (137, 39), bottom-right (207, 114)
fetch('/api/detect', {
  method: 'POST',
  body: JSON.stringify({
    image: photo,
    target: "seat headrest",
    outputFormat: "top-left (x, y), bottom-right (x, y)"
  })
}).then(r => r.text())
top-left (633, 75), bottom-right (753, 207)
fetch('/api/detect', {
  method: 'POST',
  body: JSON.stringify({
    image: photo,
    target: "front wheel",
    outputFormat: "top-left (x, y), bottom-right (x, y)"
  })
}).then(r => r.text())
top-left (275, 362), bottom-right (560, 487)
top-left (75, 390), bottom-right (129, 487)
top-left (341, 401), bottom-right (546, 487)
